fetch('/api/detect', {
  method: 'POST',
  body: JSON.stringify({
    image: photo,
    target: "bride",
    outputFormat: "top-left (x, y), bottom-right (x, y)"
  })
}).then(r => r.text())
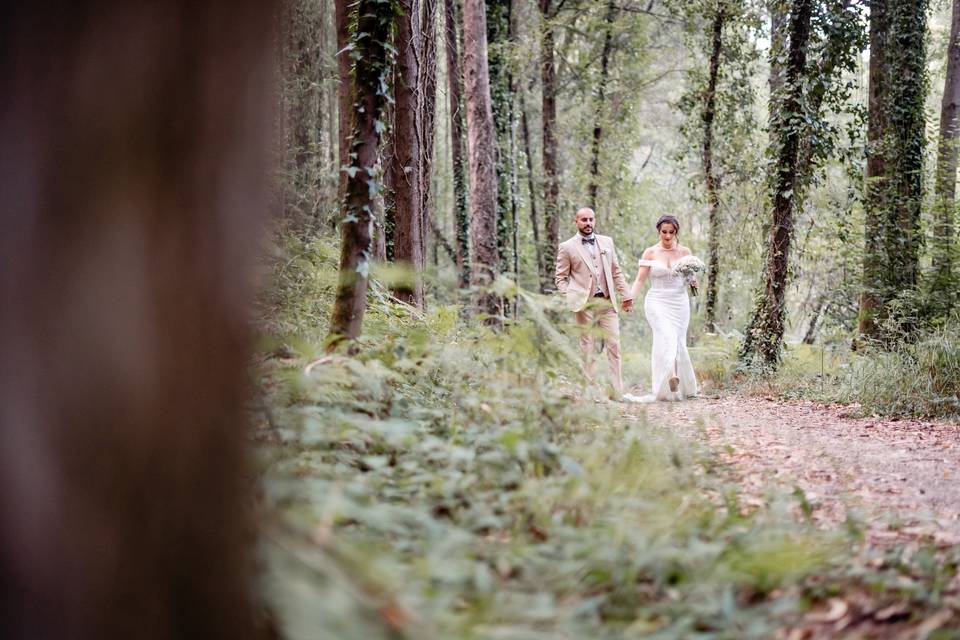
top-left (624, 215), bottom-right (698, 402)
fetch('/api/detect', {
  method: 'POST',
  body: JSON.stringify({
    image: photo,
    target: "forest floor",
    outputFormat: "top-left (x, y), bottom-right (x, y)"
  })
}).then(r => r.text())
top-left (624, 396), bottom-right (960, 546)
top-left (622, 395), bottom-right (960, 638)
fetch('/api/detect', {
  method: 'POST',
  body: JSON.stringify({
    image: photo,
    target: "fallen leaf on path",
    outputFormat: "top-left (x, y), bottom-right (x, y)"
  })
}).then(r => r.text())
top-left (807, 598), bottom-right (848, 623)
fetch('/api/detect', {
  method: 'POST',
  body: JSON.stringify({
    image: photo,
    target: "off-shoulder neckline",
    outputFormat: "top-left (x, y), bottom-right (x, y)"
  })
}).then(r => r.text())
top-left (638, 259), bottom-right (674, 269)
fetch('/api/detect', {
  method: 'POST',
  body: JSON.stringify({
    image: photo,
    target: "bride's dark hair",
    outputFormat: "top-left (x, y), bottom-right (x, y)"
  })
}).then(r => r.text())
top-left (656, 215), bottom-right (680, 233)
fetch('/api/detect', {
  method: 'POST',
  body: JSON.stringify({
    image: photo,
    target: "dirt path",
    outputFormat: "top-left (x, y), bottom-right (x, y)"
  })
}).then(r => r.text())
top-left (623, 396), bottom-right (960, 546)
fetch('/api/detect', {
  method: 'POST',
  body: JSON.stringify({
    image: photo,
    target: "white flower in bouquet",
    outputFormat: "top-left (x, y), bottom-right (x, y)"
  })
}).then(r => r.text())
top-left (671, 255), bottom-right (706, 295)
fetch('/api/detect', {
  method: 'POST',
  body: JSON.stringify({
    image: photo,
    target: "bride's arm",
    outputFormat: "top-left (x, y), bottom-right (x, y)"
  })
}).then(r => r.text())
top-left (630, 248), bottom-right (654, 300)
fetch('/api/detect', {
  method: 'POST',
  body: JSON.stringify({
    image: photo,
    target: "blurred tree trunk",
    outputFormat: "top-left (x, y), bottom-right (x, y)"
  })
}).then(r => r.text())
top-left (858, 0), bottom-right (928, 340)
top-left (741, 0), bottom-right (814, 367)
top-left (539, 0), bottom-right (560, 292)
top-left (336, 0), bottom-right (352, 202)
top-left (768, 1), bottom-right (786, 102)
top-left (587, 0), bottom-right (617, 206)
top-left (802, 296), bottom-right (826, 344)
top-left (445, 0), bottom-right (471, 288)
top-left (464, 0), bottom-right (501, 318)
top-left (519, 88), bottom-right (544, 287)
top-left (488, 0), bottom-right (514, 271)
top-left (330, 0), bottom-right (395, 341)
top-left (932, 0), bottom-right (960, 301)
top-left (0, 2), bottom-right (275, 639)
top-left (391, 0), bottom-right (425, 307)
top-left (702, 4), bottom-right (726, 333)
top-left (417, 0), bottom-right (439, 282)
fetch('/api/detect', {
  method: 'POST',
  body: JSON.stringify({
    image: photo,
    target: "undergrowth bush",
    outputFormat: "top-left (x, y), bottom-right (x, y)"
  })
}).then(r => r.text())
top-left (840, 323), bottom-right (960, 418)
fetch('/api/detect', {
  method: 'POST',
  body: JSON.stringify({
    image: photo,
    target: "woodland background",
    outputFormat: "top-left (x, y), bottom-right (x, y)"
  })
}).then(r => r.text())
top-left (250, 0), bottom-right (960, 637)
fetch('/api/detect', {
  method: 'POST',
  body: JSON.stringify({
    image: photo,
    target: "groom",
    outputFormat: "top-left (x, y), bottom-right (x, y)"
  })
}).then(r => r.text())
top-left (554, 207), bottom-right (633, 394)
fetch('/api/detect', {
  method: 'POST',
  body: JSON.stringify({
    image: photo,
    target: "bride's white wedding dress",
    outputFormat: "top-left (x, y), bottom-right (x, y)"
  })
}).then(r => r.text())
top-left (624, 259), bottom-right (697, 402)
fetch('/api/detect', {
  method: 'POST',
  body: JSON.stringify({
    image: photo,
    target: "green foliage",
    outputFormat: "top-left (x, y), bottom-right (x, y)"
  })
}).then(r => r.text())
top-left (841, 319), bottom-right (960, 418)
top-left (254, 237), bottom-right (849, 638)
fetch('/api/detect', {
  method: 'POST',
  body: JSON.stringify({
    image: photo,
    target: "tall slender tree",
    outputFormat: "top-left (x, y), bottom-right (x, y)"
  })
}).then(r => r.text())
top-left (587, 0), bottom-right (618, 206)
top-left (519, 89), bottom-right (543, 282)
top-left (932, 0), bottom-right (960, 300)
top-left (464, 0), bottom-right (501, 317)
top-left (391, 0), bottom-right (424, 307)
top-left (740, 0), bottom-right (814, 366)
top-left (741, 0), bottom-right (865, 365)
top-left (416, 0), bottom-right (439, 279)
top-left (701, 2), bottom-right (727, 332)
top-left (445, 0), bottom-right (471, 288)
top-left (336, 0), bottom-right (353, 202)
top-left (488, 0), bottom-right (515, 271)
top-left (329, 0), bottom-right (396, 342)
top-left (539, 0), bottom-right (560, 291)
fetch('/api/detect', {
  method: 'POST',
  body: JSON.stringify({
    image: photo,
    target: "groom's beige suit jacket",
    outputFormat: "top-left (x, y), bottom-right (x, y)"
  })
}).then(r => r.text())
top-left (554, 233), bottom-right (632, 313)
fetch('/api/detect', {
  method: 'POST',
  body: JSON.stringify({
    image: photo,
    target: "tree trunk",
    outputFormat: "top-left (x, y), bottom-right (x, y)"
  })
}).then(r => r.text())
top-left (858, 0), bottom-right (928, 339)
top-left (445, 0), bottom-right (471, 288)
top-left (539, 0), bottom-right (560, 292)
top-left (858, 0), bottom-right (889, 339)
top-left (488, 0), bottom-right (514, 271)
top-left (464, 0), bottom-right (501, 318)
top-left (329, 0), bottom-right (395, 341)
top-left (703, 4), bottom-right (726, 333)
top-left (391, 0), bottom-right (425, 307)
top-left (0, 2), bottom-right (275, 638)
top-left (768, 1), bottom-right (787, 99)
top-left (588, 0), bottom-right (617, 206)
top-left (741, 0), bottom-right (814, 367)
top-left (802, 296), bottom-right (826, 345)
top-left (336, 0), bottom-right (352, 202)
top-left (417, 0), bottom-right (439, 282)
top-left (519, 88), bottom-right (544, 286)
top-left (933, 0), bottom-right (960, 297)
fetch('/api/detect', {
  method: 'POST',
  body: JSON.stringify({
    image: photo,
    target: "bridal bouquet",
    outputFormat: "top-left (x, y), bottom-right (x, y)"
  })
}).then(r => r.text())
top-left (671, 255), bottom-right (706, 295)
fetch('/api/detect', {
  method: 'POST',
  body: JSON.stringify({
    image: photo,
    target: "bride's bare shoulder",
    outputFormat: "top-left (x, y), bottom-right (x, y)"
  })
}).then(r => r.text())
top-left (678, 245), bottom-right (692, 256)
top-left (641, 246), bottom-right (658, 259)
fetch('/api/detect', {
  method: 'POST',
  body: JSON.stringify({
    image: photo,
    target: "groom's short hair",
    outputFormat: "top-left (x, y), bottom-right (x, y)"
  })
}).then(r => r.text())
top-left (575, 207), bottom-right (595, 219)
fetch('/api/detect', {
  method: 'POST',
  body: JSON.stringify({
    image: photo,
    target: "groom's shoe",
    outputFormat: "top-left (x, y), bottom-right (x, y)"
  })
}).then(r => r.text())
top-left (668, 376), bottom-right (680, 393)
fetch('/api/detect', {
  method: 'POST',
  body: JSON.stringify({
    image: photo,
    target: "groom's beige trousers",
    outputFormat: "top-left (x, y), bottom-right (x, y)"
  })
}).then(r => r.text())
top-left (575, 298), bottom-right (622, 392)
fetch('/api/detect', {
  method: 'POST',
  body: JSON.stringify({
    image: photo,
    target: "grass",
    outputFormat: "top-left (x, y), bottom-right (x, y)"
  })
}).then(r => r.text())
top-left (252, 231), bottom-right (960, 638)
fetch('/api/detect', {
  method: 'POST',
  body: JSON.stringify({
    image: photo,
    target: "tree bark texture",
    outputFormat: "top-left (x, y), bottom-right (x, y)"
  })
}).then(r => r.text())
top-left (330, 0), bottom-right (395, 340)
top-left (488, 0), bottom-right (515, 271)
top-left (858, 0), bottom-right (928, 339)
top-left (416, 0), bottom-right (439, 280)
top-left (336, 0), bottom-right (353, 202)
top-left (391, 0), bottom-right (425, 307)
top-left (702, 4), bottom-right (726, 333)
top-left (445, 0), bottom-right (471, 288)
top-left (539, 0), bottom-right (561, 292)
top-left (588, 0), bottom-right (617, 206)
top-left (933, 0), bottom-right (960, 294)
top-left (0, 2), bottom-right (275, 638)
top-left (464, 0), bottom-right (502, 317)
top-left (741, 0), bottom-right (814, 367)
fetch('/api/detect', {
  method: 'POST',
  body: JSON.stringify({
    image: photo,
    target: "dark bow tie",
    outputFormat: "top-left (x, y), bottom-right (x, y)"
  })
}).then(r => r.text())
top-left (581, 236), bottom-right (596, 244)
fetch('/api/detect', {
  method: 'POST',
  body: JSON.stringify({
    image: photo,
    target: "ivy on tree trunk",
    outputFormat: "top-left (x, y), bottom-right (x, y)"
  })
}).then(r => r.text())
top-left (740, 0), bottom-right (814, 368)
top-left (329, 0), bottom-right (396, 342)
top-left (858, 0), bottom-right (929, 340)
top-left (445, 0), bottom-right (471, 288)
